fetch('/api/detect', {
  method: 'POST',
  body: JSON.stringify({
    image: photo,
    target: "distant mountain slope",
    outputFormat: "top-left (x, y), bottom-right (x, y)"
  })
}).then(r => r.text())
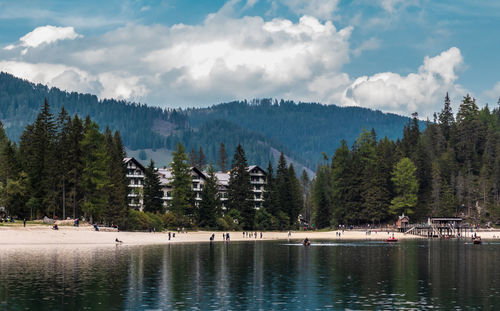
top-left (0, 72), bottom-right (186, 149)
top-left (0, 73), bottom-right (419, 171)
top-left (186, 99), bottom-right (419, 168)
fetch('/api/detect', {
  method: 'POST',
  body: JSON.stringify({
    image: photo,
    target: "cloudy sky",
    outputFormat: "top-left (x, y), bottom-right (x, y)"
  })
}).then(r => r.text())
top-left (1, 0), bottom-right (499, 117)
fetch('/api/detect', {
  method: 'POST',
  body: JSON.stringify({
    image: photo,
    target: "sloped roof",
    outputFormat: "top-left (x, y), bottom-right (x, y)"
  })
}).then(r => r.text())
top-left (123, 157), bottom-right (145, 171)
top-left (215, 172), bottom-right (230, 186)
top-left (247, 165), bottom-right (266, 174)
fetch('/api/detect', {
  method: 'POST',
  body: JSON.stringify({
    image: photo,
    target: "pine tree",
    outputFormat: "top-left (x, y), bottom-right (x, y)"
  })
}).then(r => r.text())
top-left (228, 144), bottom-right (254, 229)
top-left (171, 142), bottom-right (194, 223)
top-left (198, 164), bottom-right (220, 228)
top-left (103, 128), bottom-right (129, 226)
top-left (218, 142), bottom-right (228, 171)
top-left (287, 164), bottom-right (303, 228)
top-left (143, 159), bottom-right (164, 214)
top-left (263, 162), bottom-right (278, 217)
top-left (438, 93), bottom-right (454, 141)
top-left (55, 107), bottom-right (72, 219)
top-left (19, 98), bottom-right (57, 218)
top-left (313, 165), bottom-right (331, 229)
top-left (390, 157), bottom-right (419, 215)
top-left (68, 115), bottom-right (84, 219)
top-left (275, 152), bottom-right (291, 219)
top-left (330, 140), bottom-right (349, 224)
top-left (80, 120), bottom-right (110, 224)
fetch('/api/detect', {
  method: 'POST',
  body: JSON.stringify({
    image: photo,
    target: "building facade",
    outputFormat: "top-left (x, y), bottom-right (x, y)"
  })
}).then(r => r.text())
top-left (123, 157), bottom-right (267, 212)
top-left (124, 157), bottom-right (146, 210)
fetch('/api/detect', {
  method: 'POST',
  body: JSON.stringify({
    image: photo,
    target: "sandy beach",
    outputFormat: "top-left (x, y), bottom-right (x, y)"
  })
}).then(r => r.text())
top-left (1, 224), bottom-right (499, 248)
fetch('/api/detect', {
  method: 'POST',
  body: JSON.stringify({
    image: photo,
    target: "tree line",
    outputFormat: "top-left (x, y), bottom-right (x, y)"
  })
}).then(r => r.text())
top-left (138, 141), bottom-right (307, 231)
top-left (310, 94), bottom-right (500, 228)
top-left (0, 99), bottom-right (129, 227)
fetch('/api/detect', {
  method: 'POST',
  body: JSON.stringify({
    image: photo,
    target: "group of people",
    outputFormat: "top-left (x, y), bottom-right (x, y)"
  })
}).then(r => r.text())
top-left (242, 231), bottom-right (263, 239)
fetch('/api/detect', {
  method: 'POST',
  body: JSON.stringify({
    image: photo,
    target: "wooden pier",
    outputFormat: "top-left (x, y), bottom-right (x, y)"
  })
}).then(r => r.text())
top-left (403, 217), bottom-right (470, 238)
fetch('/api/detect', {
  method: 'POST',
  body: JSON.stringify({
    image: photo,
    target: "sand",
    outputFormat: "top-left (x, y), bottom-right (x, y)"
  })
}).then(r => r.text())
top-left (1, 225), bottom-right (499, 248)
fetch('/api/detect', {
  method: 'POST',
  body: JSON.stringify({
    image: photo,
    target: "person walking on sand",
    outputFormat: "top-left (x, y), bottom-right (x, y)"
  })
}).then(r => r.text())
top-left (168, 232), bottom-right (171, 240)
top-left (260, 232), bottom-right (263, 239)
top-left (23, 218), bottom-right (26, 227)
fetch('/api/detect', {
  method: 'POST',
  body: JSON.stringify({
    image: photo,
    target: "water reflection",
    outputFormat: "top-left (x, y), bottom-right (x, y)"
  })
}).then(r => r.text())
top-left (0, 240), bottom-right (499, 310)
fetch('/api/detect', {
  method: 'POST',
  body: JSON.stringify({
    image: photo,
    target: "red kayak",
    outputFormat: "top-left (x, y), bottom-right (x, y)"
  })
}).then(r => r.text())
top-left (386, 237), bottom-right (398, 242)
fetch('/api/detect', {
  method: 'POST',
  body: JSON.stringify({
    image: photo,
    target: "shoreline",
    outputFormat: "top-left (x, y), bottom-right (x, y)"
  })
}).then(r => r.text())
top-left (2, 225), bottom-right (500, 248)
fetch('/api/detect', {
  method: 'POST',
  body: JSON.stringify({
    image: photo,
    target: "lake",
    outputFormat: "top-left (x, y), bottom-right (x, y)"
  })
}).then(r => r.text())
top-left (0, 240), bottom-right (499, 310)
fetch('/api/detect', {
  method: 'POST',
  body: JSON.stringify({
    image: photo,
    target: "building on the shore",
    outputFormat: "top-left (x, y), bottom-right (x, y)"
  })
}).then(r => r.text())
top-left (124, 157), bottom-right (146, 210)
top-left (396, 214), bottom-right (410, 230)
top-left (124, 157), bottom-right (266, 211)
top-left (157, 166), bottom-right (208, 209)
top-left (214, 165), bottom-right (267, 210)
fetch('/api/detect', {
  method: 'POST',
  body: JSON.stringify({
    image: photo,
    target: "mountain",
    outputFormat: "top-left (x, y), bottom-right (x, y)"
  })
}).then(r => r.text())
top-left (185, 99), bottom-right (421, 168)
top-left (0, 72), bottom-right (418, 171)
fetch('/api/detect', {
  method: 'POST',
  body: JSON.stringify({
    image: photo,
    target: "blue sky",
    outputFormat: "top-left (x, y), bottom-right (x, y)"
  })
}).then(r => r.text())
top-left (0, 0), bottom-right (499, 117)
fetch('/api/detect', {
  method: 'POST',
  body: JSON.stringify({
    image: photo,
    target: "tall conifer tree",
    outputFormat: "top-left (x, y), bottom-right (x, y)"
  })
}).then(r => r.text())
top-left (143, 159), bottom-right (164, 214)
top-left (198, 164), bottom-right (220, 227)
top-left (228, 144), bottom-right (254, 229)
top-left (171, 142), bottom-right (194, 223)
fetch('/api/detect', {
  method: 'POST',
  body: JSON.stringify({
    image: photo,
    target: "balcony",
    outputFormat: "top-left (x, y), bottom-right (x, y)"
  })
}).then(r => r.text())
top-left (126, 174), bottom-right (144, 178)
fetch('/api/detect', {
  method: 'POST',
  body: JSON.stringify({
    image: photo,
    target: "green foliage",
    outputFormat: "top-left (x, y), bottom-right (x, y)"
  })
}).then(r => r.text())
top-left (198, 164), bottom-right (221, 228)
top-left (143, 160), bottom-right (164, 213)
top-left (170, 142), bottom-right (194, 223)
top-left (254, 208), bottom-right (273, 230)
top-left (390, 158), bottom-right (419, 215)
top-left (228, 144), bottom-right (254, 229)
top-left (126, 209), bottom-right (164, 231)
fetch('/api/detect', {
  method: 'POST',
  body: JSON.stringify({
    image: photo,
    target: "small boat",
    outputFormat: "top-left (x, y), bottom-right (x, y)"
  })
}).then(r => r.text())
top-left (303, 239), bottom-right (311, 246)
top-left (386, 237), bottom-right (398, 242)
top-left (473, 237), bottom-right (482, 244)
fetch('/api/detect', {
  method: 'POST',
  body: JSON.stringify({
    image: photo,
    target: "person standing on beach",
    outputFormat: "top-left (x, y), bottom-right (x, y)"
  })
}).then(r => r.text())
top-left (260, 232), bottom-right (263, 239)
top-left (23, 218), bottom-right (26, 227)
top-left (168, 232), bottom-right (171, 240)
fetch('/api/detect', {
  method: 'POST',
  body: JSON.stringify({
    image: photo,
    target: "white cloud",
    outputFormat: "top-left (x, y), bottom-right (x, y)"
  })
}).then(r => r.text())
top-left (341, 47), bottom-right (464, 116)
top-left (0, 13), bottom-right (466, 118)
top-left (20, 25), bottom-right (80, 48)
top-left (0, 61), bottom-right (97, 94)
top-left (4, 25), bottom-right (82, 53)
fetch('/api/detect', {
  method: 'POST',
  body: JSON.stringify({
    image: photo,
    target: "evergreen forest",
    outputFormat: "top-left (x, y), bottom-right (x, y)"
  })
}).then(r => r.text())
top-left (0, 72), bottom-right (415, 171)
top-left (309, 94), bottom-right (500, 228)
top-left (0, 99), bottom-right (129, 227)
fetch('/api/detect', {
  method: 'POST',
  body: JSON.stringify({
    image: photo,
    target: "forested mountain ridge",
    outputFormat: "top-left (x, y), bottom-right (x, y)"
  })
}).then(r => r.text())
top-left (186, 99), bottom-right (420, 168)
top-left (0, 72), bottom-right (187, 149)
top-left (0, 72), bottom-right (417, 171)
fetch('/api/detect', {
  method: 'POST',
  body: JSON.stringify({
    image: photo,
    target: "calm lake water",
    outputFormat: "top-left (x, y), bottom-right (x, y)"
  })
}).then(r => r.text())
top-left (0, 239), bottom-right (499, 310)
